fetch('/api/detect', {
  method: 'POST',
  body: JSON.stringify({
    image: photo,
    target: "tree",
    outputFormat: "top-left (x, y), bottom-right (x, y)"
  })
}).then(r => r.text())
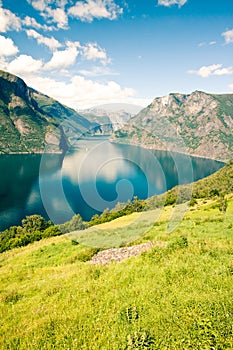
top-left (22, 215), bottom-right (51, 233)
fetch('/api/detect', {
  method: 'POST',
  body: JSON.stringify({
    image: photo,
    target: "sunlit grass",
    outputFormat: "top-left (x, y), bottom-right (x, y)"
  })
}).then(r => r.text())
top-left (0, 197), bottom-right (233, 349)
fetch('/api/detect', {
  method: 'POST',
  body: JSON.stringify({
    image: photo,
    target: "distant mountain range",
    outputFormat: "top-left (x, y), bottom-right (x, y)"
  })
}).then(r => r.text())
top-left (79, 103), bottom-right (143, 134)
top-left (0, 70), bottom-right (93, 153)
top-left (0, 70), bottom-right (233, 161)
top-left (113, 91), bottom-right (233, 161)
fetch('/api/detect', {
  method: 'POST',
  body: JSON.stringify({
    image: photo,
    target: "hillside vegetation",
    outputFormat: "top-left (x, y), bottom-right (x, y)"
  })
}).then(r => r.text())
top-left (0, 70), bottom-right (92, 153)
top-left (113, 91), bottom-right (233, 161)
top-left (1, 161), bottom-right (232, 253)
top-left (0, 196), bottom-right (233, 349)
top-left (147, 160), bottom-right (233, 208)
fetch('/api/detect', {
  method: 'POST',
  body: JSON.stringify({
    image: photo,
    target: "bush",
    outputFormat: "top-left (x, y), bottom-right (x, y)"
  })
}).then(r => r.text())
top-left (76, 248), bottom-right (100, 262)
top-left (59, 214), bottom-right (86, 233)
top-left (42, 226), bottom-right (62, 238)
top-left (22, 215), bottom-right (51, 233)
top-left (0, 216), bottom-right (60, 253)
top-left (169, 235), bottom-right (188, 251)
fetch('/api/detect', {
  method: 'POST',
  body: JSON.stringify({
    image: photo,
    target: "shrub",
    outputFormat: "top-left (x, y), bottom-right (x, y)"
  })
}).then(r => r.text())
top-left (22, 215), bottom-right (51, 233)
top-left (76, 248), bottom-right (100, 262)
top-left (42, 226), bottom-right (62, 238)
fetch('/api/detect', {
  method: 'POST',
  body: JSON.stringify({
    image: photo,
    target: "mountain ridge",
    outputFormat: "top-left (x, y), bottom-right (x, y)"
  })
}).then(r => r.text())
top-left (113, 90), bottom-right (233, 161)
top-left (79, 103), bottom-right (143, 133)
top-left (0, 70), bottom-right (93, 154)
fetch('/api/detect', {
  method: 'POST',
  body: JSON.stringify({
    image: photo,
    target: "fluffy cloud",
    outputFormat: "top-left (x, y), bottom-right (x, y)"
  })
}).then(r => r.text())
top-left (28, 0), bottom-right (48, 11)
top-left (26, 29), bottom-right (61, 50)
top-left (68, 0), bottom-right (123, 22)
top-left (22, 15), bottom-right (54, 31)
top-left (0, 35), bottom-right (19, 56)
top-left (27, 0), bottom-right (68, 29)
top-left (158, 0), bottom-right (187, 7)
top-left (222, 29), bottom-right (233, 44)
top-left (23, 74), bottom-right (136, 109)
top-left (6, 55), bottom-right (43, 75)
top-left (83, 43), bottom-right (110, 65)
top-left (44, 46), bottom-right (79, 70)
top-left (46, 7), bottom-right (68, 29)
top-left (0, 8), bottom-right (21, 32)
top-left (229, 84), bottom-right (233, 90)
top-left (188, 64), bottom-right (233, 78)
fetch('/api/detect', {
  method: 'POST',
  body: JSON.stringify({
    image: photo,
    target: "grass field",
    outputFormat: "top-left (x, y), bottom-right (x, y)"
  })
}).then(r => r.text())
top-left (0, 196), bottom-right (233, 349)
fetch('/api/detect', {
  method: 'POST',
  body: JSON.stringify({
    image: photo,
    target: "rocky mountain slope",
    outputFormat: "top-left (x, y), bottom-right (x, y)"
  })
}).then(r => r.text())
top-left (79, 103), bottom-right (143, 134)
top-left (113, 91), bottom-right (233, 161)
top-left (0, 70), bottom-right (93, 153)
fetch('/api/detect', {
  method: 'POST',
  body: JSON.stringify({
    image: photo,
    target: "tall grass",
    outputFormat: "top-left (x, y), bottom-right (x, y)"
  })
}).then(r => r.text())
top-left (0, 197), bottom-right (233, 349)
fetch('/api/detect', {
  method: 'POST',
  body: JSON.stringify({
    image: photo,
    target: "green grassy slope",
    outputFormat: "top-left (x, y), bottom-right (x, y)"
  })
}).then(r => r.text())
top-left (147, 161), bottom-right (233, 208)
top-left (1, 196), bottom-right (233, 349)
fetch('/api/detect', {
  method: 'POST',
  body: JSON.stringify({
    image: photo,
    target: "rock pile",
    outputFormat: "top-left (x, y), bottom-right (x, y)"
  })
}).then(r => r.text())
top-left (90, 241), bottom-right (166, 265)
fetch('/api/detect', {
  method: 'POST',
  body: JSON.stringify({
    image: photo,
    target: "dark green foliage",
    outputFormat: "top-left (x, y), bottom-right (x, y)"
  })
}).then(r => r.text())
top-left (88, 197), bottom-right (146, 227)
top-left (75, 247), bottom-right (100, 262)
top-left (42, 226), bottom-right (62, 238)
top-left (0, 70), bottom-right (92, 153)
top-left (0, 215), bottom-right (60, 253)
top-left (59, 214), bottom-right (87, 233)
top-left (168, 235), bottom-right (188, 251)
top-left (147, 161), bottom-right (233, 209)
top-left (125, 330), bottom-right (155, 349)
top-left (189, 197), bottom-right (198, 207)
top-left (22, 214), bottom-right (51, 233)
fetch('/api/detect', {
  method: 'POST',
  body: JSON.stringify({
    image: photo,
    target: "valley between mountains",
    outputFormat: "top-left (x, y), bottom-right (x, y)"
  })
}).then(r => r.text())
top-left (0, 70), bottom-right (233, 161)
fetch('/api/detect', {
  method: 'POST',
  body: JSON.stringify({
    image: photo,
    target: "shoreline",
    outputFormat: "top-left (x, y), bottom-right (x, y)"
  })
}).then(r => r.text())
top-left (0, 137), bottom-right (229, 163)
top-left (110, 139), bottom-right (228, 164)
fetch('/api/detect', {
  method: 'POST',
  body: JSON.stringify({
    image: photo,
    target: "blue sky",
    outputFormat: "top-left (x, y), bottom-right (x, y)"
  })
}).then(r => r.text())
top-left (0, 0), bottom-right (232, 108)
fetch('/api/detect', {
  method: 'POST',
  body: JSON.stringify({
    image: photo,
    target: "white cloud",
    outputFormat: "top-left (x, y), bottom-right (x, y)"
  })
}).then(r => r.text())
top-left (198, 41), bottom-right (217, 47)
top-left (0, 35), bottom-right (19, 56)
top-left (79, 66), bottom-right (118, 77)
top-left (188, 64), bottom-right (233, 78)
top-left (83, 43), bottom-right (110, 65)
top-left (27, 0), bottom-right (68, 29)
top-left (28, 0), bottom-right (48, 11)
top-left (22, 15), bottom-right (54, 31)
top-left (22, 74), bottom-right (139, 109)
top-left (6, 55), bottom-right (43, 75)
top-left (44, 46), bottom-right (79, 70)
top-left (229, 84), bottom-right (233, 90)
top-left (0, 8), bottom-right (21, 32)
top-left (26, 29), bottom-right (61, 50)
top-left (158, 0), bottom-right (187, 7)
top-left (68, 0), bottom-right (123, 22)
top-left (222, 29), bottom-right (233, 45)
top-left (46, 7), bottom-right (68, 29)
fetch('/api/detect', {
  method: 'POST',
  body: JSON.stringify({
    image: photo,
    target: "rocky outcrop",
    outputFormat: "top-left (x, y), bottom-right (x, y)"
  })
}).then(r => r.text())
top-left (90, 241), bottom-right (167, 265)
top-left (79, 103), bottom-right (143, 134)
top-left (0, 70), bottom-right (92, 153)
top-left (113, 91), bottom-right (233, 161)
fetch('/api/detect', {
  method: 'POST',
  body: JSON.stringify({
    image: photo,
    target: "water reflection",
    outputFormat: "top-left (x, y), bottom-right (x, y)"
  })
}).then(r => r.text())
top-left (0, 139), bottom-right (225, 230)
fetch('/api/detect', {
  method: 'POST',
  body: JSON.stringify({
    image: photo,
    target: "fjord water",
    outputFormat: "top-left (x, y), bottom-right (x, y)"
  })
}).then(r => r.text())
top-left (0, 138), bottom-right (224, 231)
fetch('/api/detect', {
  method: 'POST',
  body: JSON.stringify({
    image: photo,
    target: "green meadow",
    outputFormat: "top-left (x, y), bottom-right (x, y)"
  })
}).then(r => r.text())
top-left (0, 196), bottom-right (233, 349)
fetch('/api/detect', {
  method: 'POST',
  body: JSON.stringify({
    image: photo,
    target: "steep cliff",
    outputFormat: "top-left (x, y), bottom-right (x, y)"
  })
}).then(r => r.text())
top-left (113, 91), bottom-right (233, 161)
top-left (0, 70), bottom-right (92, 153)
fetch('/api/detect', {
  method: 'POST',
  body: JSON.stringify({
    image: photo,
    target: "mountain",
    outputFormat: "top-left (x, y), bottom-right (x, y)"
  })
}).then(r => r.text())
top-left (113, 91), bottom-right (233, 161)
top-left (0, 70), bottom-right (93, 153)
top-left (79, 103), bottom-right (143, 134)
